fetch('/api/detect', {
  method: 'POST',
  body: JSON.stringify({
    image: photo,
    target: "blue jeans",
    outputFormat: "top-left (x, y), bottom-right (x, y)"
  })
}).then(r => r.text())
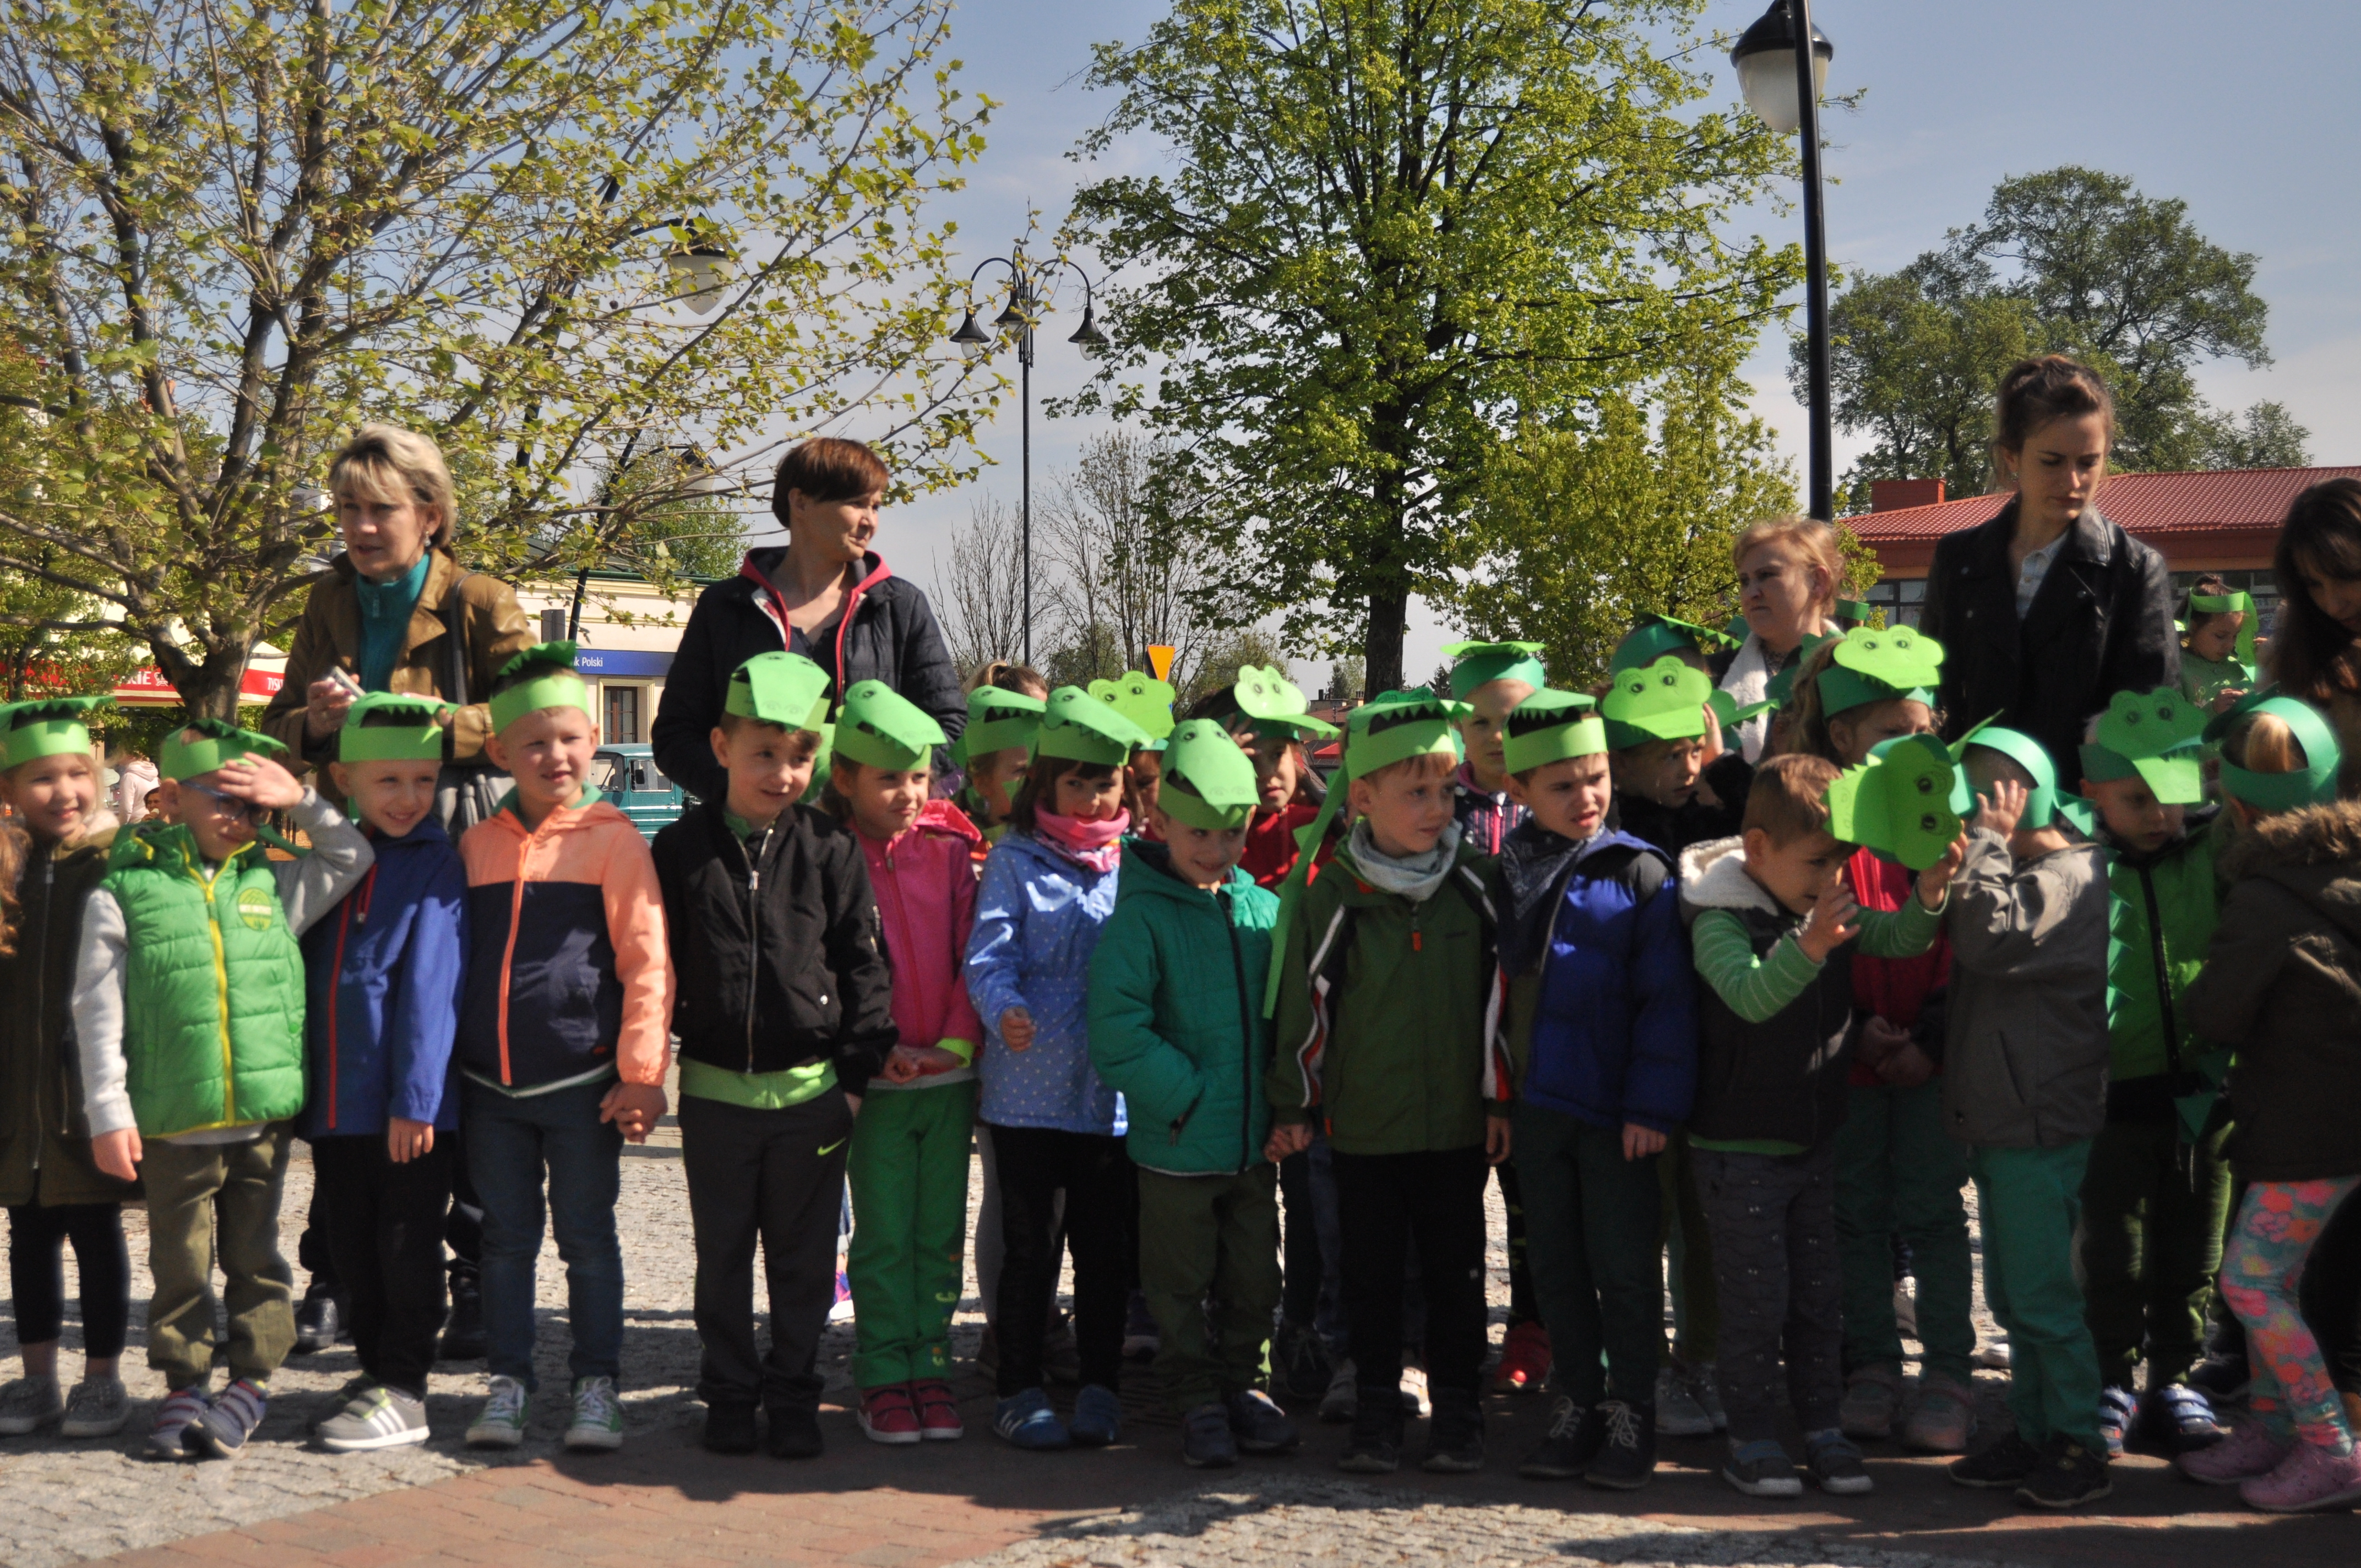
top-left (465, 1077), bottom-right (624, 1389)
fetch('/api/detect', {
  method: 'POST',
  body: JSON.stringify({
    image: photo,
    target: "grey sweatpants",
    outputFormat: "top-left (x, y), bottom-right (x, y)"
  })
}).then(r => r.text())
top-left (1693, 1141), bottom-right (1843, 1445)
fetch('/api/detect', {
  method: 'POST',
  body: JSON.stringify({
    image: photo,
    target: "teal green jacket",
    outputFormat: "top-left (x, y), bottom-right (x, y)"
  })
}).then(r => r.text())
top-left (2107, 812), bottom-right (2226, 1085)
top-left (1086, 843), bottom-right (1278, 1174)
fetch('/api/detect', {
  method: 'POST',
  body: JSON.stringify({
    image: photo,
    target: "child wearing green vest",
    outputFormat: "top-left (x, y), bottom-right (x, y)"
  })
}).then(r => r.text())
top-left (72, 718), bottom-right (375, 1460)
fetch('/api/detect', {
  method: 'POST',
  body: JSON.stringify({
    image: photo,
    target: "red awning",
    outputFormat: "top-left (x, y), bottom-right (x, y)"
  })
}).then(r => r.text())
top-left (113, 667), bottom-right (286, 708)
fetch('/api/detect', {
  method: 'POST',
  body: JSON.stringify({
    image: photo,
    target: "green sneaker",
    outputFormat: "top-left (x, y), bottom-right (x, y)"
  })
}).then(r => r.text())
top-left (564, 1376), bottom-right (623, 1452)
top-left (466, 1375), bottom-right (530, 1449)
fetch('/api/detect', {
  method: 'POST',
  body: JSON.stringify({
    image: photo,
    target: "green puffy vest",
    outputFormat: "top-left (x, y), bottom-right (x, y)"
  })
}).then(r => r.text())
top-left (101, 824), bottom-right (307, 1137)
top-left (2106, 818), bottom-right (2223, 1083)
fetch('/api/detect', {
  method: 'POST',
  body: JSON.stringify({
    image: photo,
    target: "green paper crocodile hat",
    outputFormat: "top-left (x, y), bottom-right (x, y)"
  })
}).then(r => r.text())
top-left (1763, 630), bottom-right (1841, 707)
top-left (1502, 689), bottom-right (1605, 775)
top-left (0, 694), bottom-right (110, 771)
top-left (833, 679), bottom-right (946, 773)
top-left (1088, 671), bottom-right (1178, 741)
top-left (1344, 689), bottom-right (1468, 781)
top-left (1706, 689), bottom-right (1775, 732)
top-left (1156, 718), bottom-right (1261, 831)
top-left (951, 685), bottom-right (1047, 764)
top-left (1601, 656), bottom-right (1715, 749)
top-left (1609, 614), bottom-right (1742, 676)
top-left (1836, 598), bottom-right (1874, 627)
top-left (2217, 695), bottom-right (2342, 814)
top-left (162, 716), bottom-right (289, 782)
top-left (2186, 589), bottom-right (2260, 672)
top-left (724, 651), bottom-right (831, 733)
top-left (339, 692), bottom-right (453, 764)
top-left (1035, 686), bottom-right (1152, 767)
top-left (1826, 733), bottom-right (1961, 871)
top-left (2076, 687), bottom-right (2210, 805)
top-left (1442, 640), bottom-right (1547, 700)
top-left (1948, 723), bottom-right (2080, 833)
top-left (1815, 625), bottom-right (1945, 717)
top-left (488, 641), bottom-right (592, 732)
top-left (1233, 666), bottom-right (1339, 741)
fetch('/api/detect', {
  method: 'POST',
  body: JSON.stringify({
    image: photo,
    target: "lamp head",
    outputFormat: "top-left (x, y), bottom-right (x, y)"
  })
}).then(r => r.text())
top-left (950, 309), bottom-right (991, 345)
top-left (1068, 302), bottom-right (1107, 347)
top-left (1731, 0), bottom-right (1834, 134)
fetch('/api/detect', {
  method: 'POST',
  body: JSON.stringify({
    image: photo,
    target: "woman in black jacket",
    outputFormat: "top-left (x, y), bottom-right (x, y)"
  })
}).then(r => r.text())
top-left (1918, 356), bottom-right (2179, 777)
top-left (651, 438), bottom-right (965, 803)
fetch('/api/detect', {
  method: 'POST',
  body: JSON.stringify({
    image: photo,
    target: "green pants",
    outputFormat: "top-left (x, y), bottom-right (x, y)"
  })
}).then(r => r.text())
top-left (1517, 1102), bottom-right (1663, 1404)
top-left (2079, 1115), bottom-right (2232, 1390)
top-left (1136, 1163), bottom-right (1281, 1414)
top-left (846, 1081), bottom-right (976, 1388)
top-left (142, 1123), bottom-right (296, 1391)
top-left (1971, 1141), bottom-right (2103, 1449)
top-left (1835, 1081), bottom-right (1976, 1384)
top-left (1657, 1129), bottom-right (1718, 1365)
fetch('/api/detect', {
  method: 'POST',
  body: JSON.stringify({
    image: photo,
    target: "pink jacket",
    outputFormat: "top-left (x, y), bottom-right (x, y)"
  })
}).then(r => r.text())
top-left (859, 799), bottom-right (986, 1057)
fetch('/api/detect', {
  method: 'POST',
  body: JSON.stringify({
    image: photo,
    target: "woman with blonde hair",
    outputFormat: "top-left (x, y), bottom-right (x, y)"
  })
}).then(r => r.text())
top-left (1717, 515), bottom-right (1845, 761)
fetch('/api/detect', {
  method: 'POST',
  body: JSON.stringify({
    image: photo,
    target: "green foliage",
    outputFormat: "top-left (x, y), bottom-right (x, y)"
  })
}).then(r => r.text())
top-left (1059, 0), bottom-right (1797, 692)
top-left (1448, 377), bottom-right (1796, 689)
top-left (1183, 627), bottom-right (1288, 711)
top-left (1045, 622), bottom-right (1124, 692)
top-left (0, 0), bottom-right (995, 717)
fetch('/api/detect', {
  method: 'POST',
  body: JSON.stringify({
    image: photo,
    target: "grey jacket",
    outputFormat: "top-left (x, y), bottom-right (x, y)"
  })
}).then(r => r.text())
top-left (1940, 829), bottom-right (2110, 1148)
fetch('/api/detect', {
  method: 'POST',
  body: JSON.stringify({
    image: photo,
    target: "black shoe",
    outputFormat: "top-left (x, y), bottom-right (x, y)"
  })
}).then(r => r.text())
top-left (1338, 1386), bottom-right (1403, 1473)
top-left (2015, 1435), bottom-right (2112, 1509)
top-left (1182, 1402), bottom-right (1237, 1469)
top-left (1274, 1322), bottom-right (1334, 1404)
top-left (703, 1402), bottom-right (759, 1455)
top-left (1949, 1431), bottom-right (2044, 1489)
top-left (292, 1289), bottom-right (345, 1355)
top-left (1421, 1386), bottom-right (1485, 1474)
top-left (1584, 1399), bottom-right (1656, 1490)
top-left (1226, 1389), bottom-right (1301, 1453)
top-left (765, 1404), bottom-right (824, 1460)
top-left (439, 1280), bottom-right (487, 1363)
top-left (1519, 1396), bottom-right (1603, 1479)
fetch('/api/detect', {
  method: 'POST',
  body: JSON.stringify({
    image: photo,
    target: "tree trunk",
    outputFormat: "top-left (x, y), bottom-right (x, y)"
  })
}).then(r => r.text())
top-left (157, 641), bottom-right (253, 722)
top-left (1363, 586), bottom-right (1408, 696)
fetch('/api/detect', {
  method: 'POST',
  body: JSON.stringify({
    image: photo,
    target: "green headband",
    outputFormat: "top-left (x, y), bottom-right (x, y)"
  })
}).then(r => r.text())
top-left (725, 651), bottom-right (831, 732)
top-left (0, 695), bottom-right (109, 770)
top-left (2186, 590), bottom-right (2259, 671)
top-left (488, 641), bottom-right (591, 732)
top-left (1344, 690), bottom-right (1467, 781)
top-left (1233, 666), bottom-right (1338, 741)
top-left (1816, 625), bottom-right (1945, 717)
top-left (1157, 718), bottom-right (1260, 831)
top-left (339, 693), bottom-right (453, 763)
top-left (1601, 656), bottom-right (1715, 749)
top-left (2076, 688), bottom-right (2209, 805)
top-left (2217, 696), bottom-right (2342, 813)
top-left (1087, 671), bottom-right (1177, 742)
top-left (1836, 598), bottom-right (1873, 623)
top-left (954, 686), bottom-right (1046, 763)
top-left (1950, 723), bottom-right (2081, 833)
top-left (832, 679), bottom-right (945, 772)
top-left (1609, 614), bottom-right (1742, 676)
top-left (162, 717), bottom-right (289, 782)
top-left (1443, 640), bottom-right (1547, 700)
top-left (1036, 686), bottom-right (1151, 766)
top-left (1826, 733), bottom-right (1962, 871)
top-left (1502, 690), bottom-right (1605, 774)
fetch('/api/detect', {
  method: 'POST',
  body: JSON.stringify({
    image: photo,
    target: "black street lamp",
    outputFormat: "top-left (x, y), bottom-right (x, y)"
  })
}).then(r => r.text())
top-left (950, 252), bottom-right (1107, 665)
top-left (1732, 0), bottom-right (1837, 522)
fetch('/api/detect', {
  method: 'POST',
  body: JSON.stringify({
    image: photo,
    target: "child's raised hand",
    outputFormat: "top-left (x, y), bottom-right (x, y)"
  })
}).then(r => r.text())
top-left (1916, 826), bottom-right (1970, 907)
top-left (1797, 875), bottom-right (1860, 963)
top-left (1264, 1121), bottom-right (1314, 1163)
top-left (1973, 777), bottom-right (2029, 841)
top-left (213, 753), bottom-right (306, 813)
top-left (93, 1128), bottom-right (142, 1183)
top-left (387, 1117), bottom-right (434, 1163)
top-left (999, 1007), bottom-right (1035, 1052)
top-left (599, 1080), bottom-right (668, 1144)
top-left (1621, 1123), bottom-right (1666, 1161)
top-left (1484, 1114), bottom-right (1513, 1166)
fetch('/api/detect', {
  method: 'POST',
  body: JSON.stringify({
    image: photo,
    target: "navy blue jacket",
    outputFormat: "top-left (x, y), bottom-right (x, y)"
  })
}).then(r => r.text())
top-left (298, 818), bottom-right (468, 1136)
top-left (1501, 825), bottom-right (1696, 1134)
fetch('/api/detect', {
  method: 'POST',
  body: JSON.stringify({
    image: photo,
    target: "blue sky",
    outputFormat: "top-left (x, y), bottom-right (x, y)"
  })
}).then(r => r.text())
top-left (867, 0), bottom-right (2361, 683)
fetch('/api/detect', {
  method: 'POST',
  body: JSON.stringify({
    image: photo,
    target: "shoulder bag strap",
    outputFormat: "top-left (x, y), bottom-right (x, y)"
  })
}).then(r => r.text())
top-left (442, 567), bottom-right (476, 707)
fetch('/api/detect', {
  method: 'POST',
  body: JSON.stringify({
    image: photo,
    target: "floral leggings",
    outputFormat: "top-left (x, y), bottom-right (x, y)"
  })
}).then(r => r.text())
top-left (2219, 1177), bottom-right (2361, 1451)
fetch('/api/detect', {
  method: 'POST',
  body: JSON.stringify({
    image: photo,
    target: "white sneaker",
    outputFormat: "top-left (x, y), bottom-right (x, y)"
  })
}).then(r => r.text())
top-left (1973, 1334), bottom-right (2012, 1370)
top-left (1656, 1365), bottom-right (1714, 1437)
top-left (319, 1385), bottom-right (430, 1452)
top-left (564, 1375), bottom-right (624, 1452)
top-left (466, 1375), bottom-right (530, 1448)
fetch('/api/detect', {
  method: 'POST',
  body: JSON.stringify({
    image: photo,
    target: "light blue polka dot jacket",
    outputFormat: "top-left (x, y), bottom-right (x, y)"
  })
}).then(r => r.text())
top-left (965, 830), bottom-right (1125, 1135)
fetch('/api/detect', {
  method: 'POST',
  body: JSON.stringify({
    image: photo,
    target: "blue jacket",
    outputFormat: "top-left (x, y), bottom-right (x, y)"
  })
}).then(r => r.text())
top-left (965, 830), bottom-right (1123, 1135)
top-left (298, 818), bottom-right (468, 1137)
top-left (1502, 825), bottom-right (1696, 1134)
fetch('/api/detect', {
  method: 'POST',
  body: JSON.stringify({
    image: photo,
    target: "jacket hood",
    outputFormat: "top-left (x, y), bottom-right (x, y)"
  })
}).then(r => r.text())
top-left (1677, 836), bottom-right (1782, 918)
top-left (913, 795), bottom-right (982, 847)
top-left (2219, 799), bottom-right (2361, 945)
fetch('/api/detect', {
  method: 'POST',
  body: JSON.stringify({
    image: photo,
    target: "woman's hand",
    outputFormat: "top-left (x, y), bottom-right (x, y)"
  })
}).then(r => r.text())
top-left (387, 1117), bottom-right (434, 1163)
top-left (93, 1128), bottom-right (142, 1183)
top-left (303, 676), bottom-right (357, 741)
top-left (999, 1007), bottom-right (1035, 1051)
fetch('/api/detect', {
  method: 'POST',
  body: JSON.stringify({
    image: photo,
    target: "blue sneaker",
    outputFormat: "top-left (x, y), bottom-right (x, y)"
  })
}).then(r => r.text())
top-left (993, 1387), bottom-right (1070, 1451)
top-left (188, 1378), bottom-right (268, 1460)
top-left (1069, 1382), bottom-right (1122, 1448)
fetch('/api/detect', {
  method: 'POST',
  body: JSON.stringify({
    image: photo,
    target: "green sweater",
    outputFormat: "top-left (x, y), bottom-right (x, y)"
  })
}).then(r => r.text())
top-left (1690, 892), bottom-right (1944, 1022)
top-left (2105, 816), bottom-right (2225, 1086)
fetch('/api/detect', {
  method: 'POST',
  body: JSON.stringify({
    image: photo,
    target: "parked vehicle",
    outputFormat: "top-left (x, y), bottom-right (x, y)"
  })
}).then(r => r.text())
top-left (593, 743), bottom-right (690, 839)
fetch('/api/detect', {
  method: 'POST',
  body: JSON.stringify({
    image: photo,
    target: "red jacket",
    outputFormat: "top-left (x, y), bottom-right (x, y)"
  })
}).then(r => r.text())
top-left (858, 799), bottom-right (986, 1055)
top-left (1847, 846), bottom-right (1950, 1086)
top-left (1242, 803), bottom-right (1336, 889)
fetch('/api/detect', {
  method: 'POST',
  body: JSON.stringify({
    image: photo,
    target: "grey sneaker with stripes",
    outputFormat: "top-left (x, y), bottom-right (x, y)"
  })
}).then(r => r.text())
top-left (319, 1385), bottom-right (430, 1452)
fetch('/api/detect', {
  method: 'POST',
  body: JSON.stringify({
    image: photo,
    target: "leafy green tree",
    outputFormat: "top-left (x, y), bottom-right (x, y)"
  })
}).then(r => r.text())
top-left (1183, 626), bottom-right (1288, 710)
top-left (1060, 0), bottom-right (1797, 693)
top-left (0, 0), bottom-right (994, 717)
top-left (1045, 620), bottom-right (1124, 692)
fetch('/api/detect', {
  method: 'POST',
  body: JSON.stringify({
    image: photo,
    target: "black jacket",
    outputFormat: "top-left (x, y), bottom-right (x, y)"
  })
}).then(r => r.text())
top-left (651, 549), bottom-right (965, 805)
top-left (651, 801), bottom-right (897, 1092)
top-left (1918, 498), bottom-right (2179, 780)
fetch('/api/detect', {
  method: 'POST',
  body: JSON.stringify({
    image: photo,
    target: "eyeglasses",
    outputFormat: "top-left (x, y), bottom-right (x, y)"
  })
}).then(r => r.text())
top-left (181, 781), bottom-right (263, 821)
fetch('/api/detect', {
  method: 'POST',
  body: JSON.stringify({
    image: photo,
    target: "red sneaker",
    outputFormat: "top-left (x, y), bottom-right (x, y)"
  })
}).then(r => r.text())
top-left (1494, 1320), bottom-right (1552, 1395)
top-left (912, 1379), bottom-right (965, 1441)
top-left (857, 1384), bottom-right (923, 1445)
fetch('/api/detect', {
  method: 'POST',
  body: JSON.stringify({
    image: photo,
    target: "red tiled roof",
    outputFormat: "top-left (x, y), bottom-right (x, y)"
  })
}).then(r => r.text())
top-left (1850, 466), bottom-right (2361, 543)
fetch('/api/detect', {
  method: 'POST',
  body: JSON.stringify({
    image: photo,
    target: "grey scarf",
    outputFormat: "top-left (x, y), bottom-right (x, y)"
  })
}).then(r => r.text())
top-left (1346, 818), bottom-right (1461, 903)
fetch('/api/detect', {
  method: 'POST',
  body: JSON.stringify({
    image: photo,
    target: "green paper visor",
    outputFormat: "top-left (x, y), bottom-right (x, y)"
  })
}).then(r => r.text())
top-left (1949, 724), bottom-right (2065, 830)
top-left (832, 680), bottom-right (945, 773)
top-left (1819, 626), bottom-right (1945, 717)
top-left (2217, 696), bottom-right (2342, 813)
top-left (1035, 687), bottom-right (1152, 766)
top-left (1443, 640), bottom-right (1548, 700)
top-left (339, 694), bottom-right (453, 764)
top-left (0, 695), bottom-right (109, 770)
top-left (1601, 656), bottom-right (1715, 749)
top-left (1157, 718), bottom-right (1260, 831)
top-left (2077, 688), bottom-right (2211, 805)
top-left (1233, 666), bottom-right (1338, 739)
top-left (2188, 591), bottom-right (2260, 670)
top-left (1827, 734), bottom-right (1962, 870)
top-left (1344, 693), bottom-right (1467, 780)
top-left (725, 651), bottom-right (831, 733)
top-left (488, 641), bottom-right (591, 732)
top-left (1088, 671), bottom-right (1177, 741)
top-left (954, 687), bottom-right (1047, 763)
top-left (1706, 690), bottom-right (1775, 732)
top-left (162, 717), bottom-right (289, 782)
top-left (1609, 613), bottom-right (1743, 676)
top-left (1502, 692), bottom-right (1606, 775)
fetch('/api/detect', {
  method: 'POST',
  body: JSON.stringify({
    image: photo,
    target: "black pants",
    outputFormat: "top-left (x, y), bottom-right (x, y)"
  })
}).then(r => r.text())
top-left (6, 1202), bottom-right (130, 1357)
top-left (680, 1091), bottom-right (852, 1412)
top-left (301, 1128), bottom-right (482, 1294)
top-left (1693, 1142), bottom-right (1844, 1444)
top-left (988, 1123), bottom-right (1135, 1396)
top-left (1331, 1146), bottom-right (1490, 1396)
top-left (310, 1136), bottom-right (454, 1397)
top-left (1498, 1158), bottom-right (1538, 1327)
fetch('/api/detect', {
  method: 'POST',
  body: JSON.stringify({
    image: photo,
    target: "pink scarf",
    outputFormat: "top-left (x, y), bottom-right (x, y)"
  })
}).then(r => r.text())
top-left (1033, 807), bottom-right (1128, 873)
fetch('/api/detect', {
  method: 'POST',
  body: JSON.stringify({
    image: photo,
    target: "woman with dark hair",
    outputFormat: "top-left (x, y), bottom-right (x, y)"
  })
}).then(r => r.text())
top-left (651, 437), bottom-right (965, 804)
top-left (2265, 477), bottom-right (2361, 796)
top-left (1918, 356), bottom-right (2179, 777)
